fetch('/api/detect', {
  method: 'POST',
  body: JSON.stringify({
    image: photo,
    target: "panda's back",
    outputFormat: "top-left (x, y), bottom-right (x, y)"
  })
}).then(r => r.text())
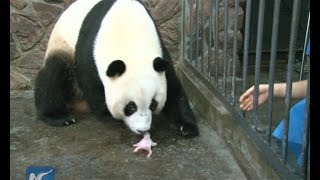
top-left (45, 0), bottom-right (103, 60)
top-left (94, 0), bottom-right (162, 74)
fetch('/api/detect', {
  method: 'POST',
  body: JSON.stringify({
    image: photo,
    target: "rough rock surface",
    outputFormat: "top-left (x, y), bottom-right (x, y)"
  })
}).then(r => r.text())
top-left (10, 0), bottom-right (184, 89)
top-left (10, 0), bottom-right (64, 90)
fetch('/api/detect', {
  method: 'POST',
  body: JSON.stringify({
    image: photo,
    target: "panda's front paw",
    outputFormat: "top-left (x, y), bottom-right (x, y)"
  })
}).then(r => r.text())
top-left (93, 108), bottom-right (112, 121)
top-left (39, 114), bottom-right (77, 127)
top-left (63, 118), bottom-right (76, 126)
top-left (177, 122), bottom-right (199, 138)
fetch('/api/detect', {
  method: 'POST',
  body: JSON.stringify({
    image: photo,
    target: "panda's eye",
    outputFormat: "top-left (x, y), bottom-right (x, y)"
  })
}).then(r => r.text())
top-left (124, 101), bottom-right (137, 116)
top-left (149, 99), bottom-right (158, 111)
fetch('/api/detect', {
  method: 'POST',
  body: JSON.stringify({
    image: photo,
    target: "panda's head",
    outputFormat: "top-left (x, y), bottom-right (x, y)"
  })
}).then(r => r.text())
top-left (92, 0), bottom-right (170, 134)
top-left (102, 58), bottom-right (169, 134)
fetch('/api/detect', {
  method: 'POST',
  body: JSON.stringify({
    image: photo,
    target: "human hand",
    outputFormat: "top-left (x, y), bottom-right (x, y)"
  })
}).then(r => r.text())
top-left (239, 84), bottom-right (269, 111)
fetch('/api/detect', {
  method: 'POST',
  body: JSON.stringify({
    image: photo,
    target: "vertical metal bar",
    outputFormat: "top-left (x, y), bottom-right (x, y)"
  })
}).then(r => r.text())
top-left (231, 0), bottom-right (239, 106)
top-left (266, 0), bottom-right (281, 144)
top-left (299, 12), bottom-right (310, 81)
top-left (189, 0), bottom-right (194, 64)
top-left (214, 0), bottom-right (219, 84)
top-left (201, 0), bottom-right (205, 74)
top-left (282, 0), bottom-right (301, 162)
top-left (195, 0), bottom-right (199, 68)
top-left (301, 69), bottom-right (310, 179)
top-left (182, 0), bottom-right (186, 62)
top-left (223, 0), bottom-right (229, 98)
top-left (208, 0), bottom-right (213, 81)
top-left (241, 0), bottom-right (252, 117)
top-left (253, 0), bottom-right (265, 129)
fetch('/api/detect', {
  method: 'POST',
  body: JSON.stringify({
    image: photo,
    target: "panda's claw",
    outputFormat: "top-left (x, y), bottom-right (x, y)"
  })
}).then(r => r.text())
top-left (177, 123), bottom-right (199, 138)
top-left (63, 118), bottom-right (76, 126)
top-left (39, 114), bottom-right (77, 127)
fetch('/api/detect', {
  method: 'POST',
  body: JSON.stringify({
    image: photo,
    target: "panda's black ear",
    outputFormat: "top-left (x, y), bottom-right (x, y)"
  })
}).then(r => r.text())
top-left (106, 60), bottom-right (126, 77)
top-left (153, 57), bottom-right (169, 72)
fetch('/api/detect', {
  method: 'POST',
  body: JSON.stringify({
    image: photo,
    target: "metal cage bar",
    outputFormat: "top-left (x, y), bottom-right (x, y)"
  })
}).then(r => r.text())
top-left (180, 0), bottom-right (309, 178)
top-left (214, 0), bottom-right (219, 84)
top-left (189, 0), bottom-right (194, 64)
top-left (200, 0), bottom-right (205, 73)
top-left (182, 0), bottom-right (186, 62)
top-left (282, 0), bottom-right (301, 162)
top-left (231, 0), bottom-right (239, 106)
top-left (299, 12), bottom-right (310, 81)
top-left (253, 0), bottom-right (266, 129)
top-left (208, 0), bottom-right (214, 81)
top-left (301, 69), bottom-right (310, 179)
top-left (223, 0), bottom-right (229, 98)
top-left (195, 0), bottom-right (199, 68)
top-left (266, 0), bottom-right (281, 143)
top-left (241, 0), bottom-right (252, 117)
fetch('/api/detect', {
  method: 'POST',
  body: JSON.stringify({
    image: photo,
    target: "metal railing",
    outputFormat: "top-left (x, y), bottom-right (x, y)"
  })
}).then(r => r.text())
top-left (180, 0), bottom-right (310, 179)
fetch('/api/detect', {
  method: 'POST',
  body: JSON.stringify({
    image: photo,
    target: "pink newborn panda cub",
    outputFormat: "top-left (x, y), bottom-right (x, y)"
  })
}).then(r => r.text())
top-left (133, 132), bottom-right (157, 158)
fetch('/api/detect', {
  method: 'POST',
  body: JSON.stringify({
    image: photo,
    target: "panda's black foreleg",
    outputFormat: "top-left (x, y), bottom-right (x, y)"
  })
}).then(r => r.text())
top-left (78, 81), bottom-right (111, 120)
top-left (163, 64), bottom-right (199, 137)
top-left (34, 53), bottom-right (77, 126)
top-left (75, 60), bottom-right (112, 121)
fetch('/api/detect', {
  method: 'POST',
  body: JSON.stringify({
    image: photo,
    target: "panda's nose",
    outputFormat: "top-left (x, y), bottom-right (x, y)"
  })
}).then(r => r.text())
top-left (137, 130), bottom-right (147, 134)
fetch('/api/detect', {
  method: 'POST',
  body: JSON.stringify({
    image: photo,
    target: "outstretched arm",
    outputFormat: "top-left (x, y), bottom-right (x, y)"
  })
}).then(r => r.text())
top-left (273, 80), bottom-right (307, 98)
top-left (239, 80), bottom-right (307, 111)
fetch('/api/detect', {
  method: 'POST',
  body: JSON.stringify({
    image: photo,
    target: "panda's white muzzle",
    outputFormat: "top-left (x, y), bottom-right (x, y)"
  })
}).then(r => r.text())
top-left (125, 110), bottom-right (152, 134)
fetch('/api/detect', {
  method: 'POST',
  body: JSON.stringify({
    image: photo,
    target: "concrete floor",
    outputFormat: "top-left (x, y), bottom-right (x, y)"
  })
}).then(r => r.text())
top-left (10, 90), bottom-right (247, 179)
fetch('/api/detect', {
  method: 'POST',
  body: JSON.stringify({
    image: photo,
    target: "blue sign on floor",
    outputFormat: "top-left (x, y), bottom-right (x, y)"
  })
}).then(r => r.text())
top-left (26, 166), bottom-right (54, 180)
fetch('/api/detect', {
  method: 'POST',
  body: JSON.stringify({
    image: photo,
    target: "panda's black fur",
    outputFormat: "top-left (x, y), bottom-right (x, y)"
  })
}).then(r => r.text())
top-left (34, 0), bottom-right (199, 137)
top-left (75, 0), bottom-right (115, 118)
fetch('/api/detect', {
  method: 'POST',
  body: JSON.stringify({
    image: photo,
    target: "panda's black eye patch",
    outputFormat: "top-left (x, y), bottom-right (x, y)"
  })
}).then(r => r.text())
top-left (124, 101), bottom-right (137, 116)
top-left (153, 57), bottom-right (169, 72)
top-left (106, 60), bottom-right (126, 77)
top-left (149, 99), bottom-right (158, 111)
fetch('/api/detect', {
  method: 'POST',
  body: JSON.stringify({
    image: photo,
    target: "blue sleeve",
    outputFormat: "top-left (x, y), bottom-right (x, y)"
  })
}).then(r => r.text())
top-left (306, 40), bottom-right (310, 57)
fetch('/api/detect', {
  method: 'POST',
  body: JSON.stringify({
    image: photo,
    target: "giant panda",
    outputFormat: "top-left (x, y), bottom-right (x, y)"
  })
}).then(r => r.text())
top-left (34, 0), bottom-right (199, 137)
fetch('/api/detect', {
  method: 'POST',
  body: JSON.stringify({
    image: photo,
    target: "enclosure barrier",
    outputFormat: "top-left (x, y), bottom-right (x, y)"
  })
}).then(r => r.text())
top-left (180, 0), bottom-right (310, 179)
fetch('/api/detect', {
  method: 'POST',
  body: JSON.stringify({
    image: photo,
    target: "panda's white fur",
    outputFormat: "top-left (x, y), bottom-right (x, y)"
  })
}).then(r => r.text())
top-left (94, 0), bottom-right (167, 133)
top-left (45, 0), bottom-right (101, 60)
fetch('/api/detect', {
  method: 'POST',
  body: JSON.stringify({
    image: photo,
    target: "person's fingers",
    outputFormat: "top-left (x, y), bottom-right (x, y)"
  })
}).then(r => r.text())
top-left (243, 102), bottom-right (253, 111)
top-left (244, 95), bottom-right (253, 105)
top-left (239, 92), bottom-right (248, 102)
top-left (241, 99), bottom-right (250, 110)
top-left (244, 95), bottom-right (268, 111)
top-left (239, 86), bottom-right (254, 102)
top-left (240, 100), bottom-right (249, 109)
top-left (240, 95), bottom-right (252, 109)
top-left (240, 95), bottom-right (256, 111)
